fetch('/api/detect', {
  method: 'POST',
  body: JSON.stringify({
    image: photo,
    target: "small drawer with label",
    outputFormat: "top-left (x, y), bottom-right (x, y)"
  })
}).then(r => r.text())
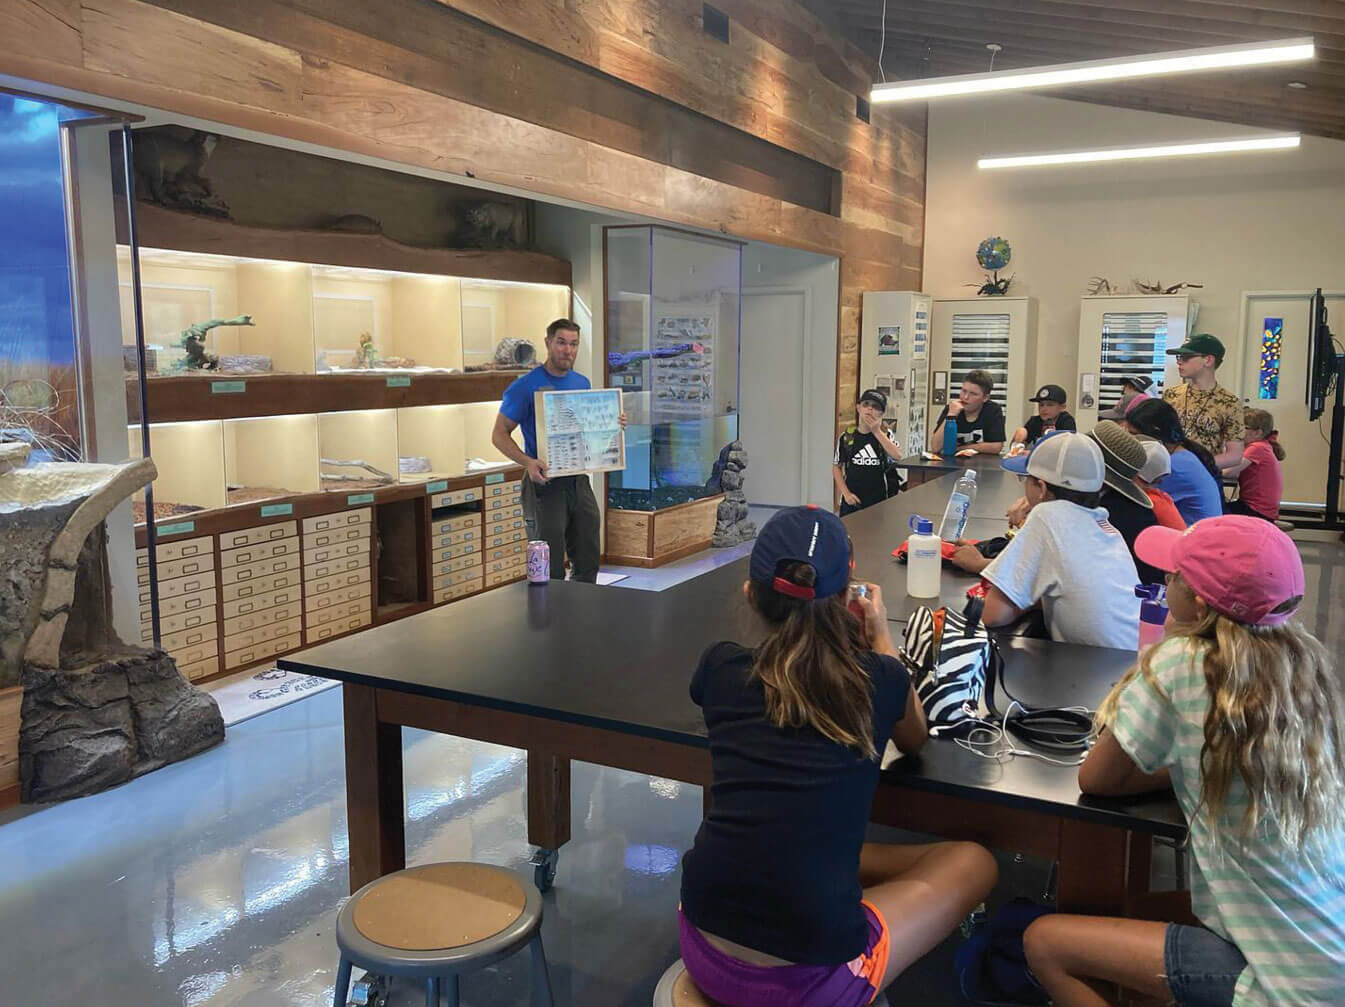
top-left (224, 601), bottom-right (304, 637)
top-left (306, 613), bottom-right (370, 643)
top-left (140, 608), bottom-right (213, 641)
top-left (430, 488), bottom-right (482, 508)
top-left (222, 570), bottom-right (299, 602)
top-left (225, 632), bottom-right (302, 670)
top-left (304, 555), bottom-right (367, 582)
top-left (222, 586), bottom-right (300, 619)
top-left (304, 539), bottom-right (368, 566)
top-left (178, 655), bottom-right (220, 682)
top-left (224, 616), bottom-right (302, 654)
top-left (140, 571), bottom-right (214, 605)
top-left (220, 536), bottom-right (299, 568)
top-left (168, 640), bottom-right (219, 667)
top-left (136, 535), bottom-right (212, 567)
top-left (141, 589), bottom-right (217, 622)
top-left (302, 508), bottom-right (371, 535)
top-left (219, 522), bottom-right (297, 550)
top-left (220, 554), bottom-right (299, 585)
top-left (432, 512), bottom-right (482, 534)
top-left (303, 524), bottom-right (369, 549)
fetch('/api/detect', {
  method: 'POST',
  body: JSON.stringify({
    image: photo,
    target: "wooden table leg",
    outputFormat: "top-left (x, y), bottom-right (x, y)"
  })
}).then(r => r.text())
top-left (526, 750), bottom-right (571, 850)
top-left (344, 684), bottom-right (406, 892)
top-left (1056, 819), bottom-right (1130, 915)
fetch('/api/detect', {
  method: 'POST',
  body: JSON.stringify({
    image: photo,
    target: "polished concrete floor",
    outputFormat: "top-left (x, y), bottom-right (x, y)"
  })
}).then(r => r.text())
top-left (2, 525), bottom-right (1338, 1006)
top-left (0, 687), bottom-right (1025, 1007)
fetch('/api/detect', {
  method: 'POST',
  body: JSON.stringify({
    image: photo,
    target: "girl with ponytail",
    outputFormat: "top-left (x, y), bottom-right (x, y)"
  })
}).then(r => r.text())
top-left (1123, 398), bottom-right (1223, 523)
top-left (1223, 408), bottom-right (1285, 521)
top-left (678, 506), bottom-right (997, 1007)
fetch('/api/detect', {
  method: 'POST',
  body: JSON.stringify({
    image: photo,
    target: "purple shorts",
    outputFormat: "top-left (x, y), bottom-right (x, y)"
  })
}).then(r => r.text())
top-left (678, 904), bottom-right (889, 1007)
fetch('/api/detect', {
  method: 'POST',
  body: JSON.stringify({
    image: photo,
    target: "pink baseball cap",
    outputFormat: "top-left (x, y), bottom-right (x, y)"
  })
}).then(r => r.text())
top-left (1135, 517), bottom-right (1305, 627)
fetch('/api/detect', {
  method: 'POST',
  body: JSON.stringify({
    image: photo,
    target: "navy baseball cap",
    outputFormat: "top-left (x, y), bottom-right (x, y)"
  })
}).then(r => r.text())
top-left (750, 505), bottom-right (851, 600)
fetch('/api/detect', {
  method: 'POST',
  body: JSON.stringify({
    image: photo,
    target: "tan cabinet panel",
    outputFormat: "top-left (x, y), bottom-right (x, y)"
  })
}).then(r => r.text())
top-left (135, 535), bottom-right (212, 567)
top-left (225, 632), bottom-right (302, 670)
top-left (302, 508), bottom-right (371, 534)
top-left (222, 570), bottom-right (301, 602)
top-left (219, 554), bottom-right (300, 585)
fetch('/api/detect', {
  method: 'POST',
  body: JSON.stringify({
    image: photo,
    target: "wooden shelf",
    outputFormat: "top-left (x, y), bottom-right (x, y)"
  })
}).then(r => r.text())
top-left (124, 203), bottom-right (573, 286)
top-left (128, 370), bottom-right (520, 423)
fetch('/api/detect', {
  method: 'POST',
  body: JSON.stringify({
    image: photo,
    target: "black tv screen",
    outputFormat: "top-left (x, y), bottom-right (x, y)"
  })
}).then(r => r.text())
top-left (1307, 288), bottom-right (1336, 422)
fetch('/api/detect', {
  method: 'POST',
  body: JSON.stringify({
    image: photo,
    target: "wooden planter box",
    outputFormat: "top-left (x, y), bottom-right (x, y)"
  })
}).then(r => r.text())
top-left (603, 494), bottom-right (723, 568)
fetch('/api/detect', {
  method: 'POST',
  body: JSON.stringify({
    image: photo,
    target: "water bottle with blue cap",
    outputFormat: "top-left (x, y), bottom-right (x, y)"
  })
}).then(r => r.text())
top-left (907, 514), bottom-right (941, 598)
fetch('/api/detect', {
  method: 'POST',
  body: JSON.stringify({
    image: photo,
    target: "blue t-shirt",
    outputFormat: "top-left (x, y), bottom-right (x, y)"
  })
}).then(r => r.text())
top-left (1159, 449), bottom-right (1223, 525)
top-left (499, 365), bottom-right (591, 459)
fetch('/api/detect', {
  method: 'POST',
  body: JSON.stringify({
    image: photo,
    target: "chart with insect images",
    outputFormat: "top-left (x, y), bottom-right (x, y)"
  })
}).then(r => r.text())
top-left (651, 314), bottom-right (715, 420)
top-left (534, 388), bottom-right (625, 477)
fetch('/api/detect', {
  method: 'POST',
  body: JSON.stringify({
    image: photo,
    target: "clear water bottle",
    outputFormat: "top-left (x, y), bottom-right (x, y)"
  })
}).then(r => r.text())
top-left (937, 470), bottom-right (978, 541)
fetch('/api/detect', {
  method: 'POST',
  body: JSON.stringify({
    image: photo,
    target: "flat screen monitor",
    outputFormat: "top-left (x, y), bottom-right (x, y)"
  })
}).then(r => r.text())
top-left (1307, 288), bottom-right (1336, 422)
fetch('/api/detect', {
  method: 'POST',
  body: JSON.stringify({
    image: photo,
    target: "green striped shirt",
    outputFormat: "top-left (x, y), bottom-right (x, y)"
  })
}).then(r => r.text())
top-left (1112, 637), bottom-right (1345, 1006)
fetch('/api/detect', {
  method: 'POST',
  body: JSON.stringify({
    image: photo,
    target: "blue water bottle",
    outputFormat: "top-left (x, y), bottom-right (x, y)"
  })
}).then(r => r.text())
top-left (942, 412), bottom-right (959, 457)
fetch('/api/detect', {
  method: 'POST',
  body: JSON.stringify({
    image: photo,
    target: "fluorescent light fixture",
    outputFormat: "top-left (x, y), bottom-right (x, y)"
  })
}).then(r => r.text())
top-left (871, 37), bottom-right (1314, 103)
top-left (978, 134), bottom-right (1301, 169)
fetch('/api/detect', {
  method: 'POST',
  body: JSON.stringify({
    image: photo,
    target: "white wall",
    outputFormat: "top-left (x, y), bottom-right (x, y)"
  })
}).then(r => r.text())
top-left (923, 94), bottom-right (1345, 495)
top-left (924, 96), bottom-right (1345, 392)
top-left (743, 243), bottom-right (840, 507)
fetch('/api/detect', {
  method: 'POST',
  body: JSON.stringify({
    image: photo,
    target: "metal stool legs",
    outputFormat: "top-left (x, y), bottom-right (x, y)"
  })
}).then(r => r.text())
top-left (426, 976), bottom-right (440, 1007)
top-left (530, 932), bottom-right (555, 1006)
top-left (445, 974), bottom-right (460, 1007)
top-left (334, 959), bottom-right (353, 1007)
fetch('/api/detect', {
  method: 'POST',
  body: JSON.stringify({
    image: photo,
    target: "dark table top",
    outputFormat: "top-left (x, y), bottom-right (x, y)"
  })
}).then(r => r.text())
top-left (280, 467), bottom-right (1185, 838)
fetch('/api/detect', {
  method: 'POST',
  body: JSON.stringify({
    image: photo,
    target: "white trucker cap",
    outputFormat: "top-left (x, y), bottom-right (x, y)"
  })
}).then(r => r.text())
top-left (1002, 431), bottom-right (1105, 492)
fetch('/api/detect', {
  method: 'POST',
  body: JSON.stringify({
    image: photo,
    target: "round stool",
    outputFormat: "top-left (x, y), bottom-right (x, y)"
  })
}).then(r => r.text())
top-left (333, 862), bottom-right (553, 1007)
top-left (652, 959), bottom-right (889, 1007)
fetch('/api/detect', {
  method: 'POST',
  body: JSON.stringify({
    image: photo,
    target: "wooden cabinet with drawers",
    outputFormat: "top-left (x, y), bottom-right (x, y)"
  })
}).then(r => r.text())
top-left (219, 520), bottom-right (301, 670)
top-left (301, 507), bottom-right (372, 643)
top-left (137, 536), bottom-right (221, 678)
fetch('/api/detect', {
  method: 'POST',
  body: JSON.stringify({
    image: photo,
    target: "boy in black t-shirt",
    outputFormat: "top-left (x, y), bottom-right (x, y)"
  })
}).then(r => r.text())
top-left (929, 369), bottom-right (1007, 455)
top-left (1010, 384), bottom-right (1077, 451)
top-left (833, 388), bottom-right (902, 515)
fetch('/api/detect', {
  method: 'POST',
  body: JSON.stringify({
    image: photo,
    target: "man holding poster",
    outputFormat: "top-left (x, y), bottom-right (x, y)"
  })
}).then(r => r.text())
top-left (492, 318), bottom-right (623, 582)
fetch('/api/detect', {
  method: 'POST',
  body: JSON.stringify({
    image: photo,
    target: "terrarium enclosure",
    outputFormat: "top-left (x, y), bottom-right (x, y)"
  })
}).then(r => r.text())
top-left (119, 247), bottom-right (569, 378)
top-left (127, 403), bottom-right (511, 523)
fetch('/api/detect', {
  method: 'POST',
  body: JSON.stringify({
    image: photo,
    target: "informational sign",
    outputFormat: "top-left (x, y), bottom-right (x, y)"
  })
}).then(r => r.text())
top-left (877, 325), bottom-right (901, 356)
top-left (534, 388), bottom-right (626, 477)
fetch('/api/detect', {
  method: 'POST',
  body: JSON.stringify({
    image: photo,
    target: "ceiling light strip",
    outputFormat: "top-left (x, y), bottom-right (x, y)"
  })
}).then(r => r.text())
top-left (871, 37), bottom-right (1314, 103)
top-left (978, 134), bottom-right (1301, 170)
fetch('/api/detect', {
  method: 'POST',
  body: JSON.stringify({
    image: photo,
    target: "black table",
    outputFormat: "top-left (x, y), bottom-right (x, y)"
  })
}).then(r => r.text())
top-left (280, 469), bottom-right (1185, 917)
top-left (896, 451), bottom-right (1007, 489)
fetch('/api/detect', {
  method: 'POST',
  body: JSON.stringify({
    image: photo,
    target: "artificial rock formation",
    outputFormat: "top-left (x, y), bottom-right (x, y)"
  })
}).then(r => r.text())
top-left (1, 442), bottom-right (224, 802)
top-left (712, 441), bottom-right (757, 548)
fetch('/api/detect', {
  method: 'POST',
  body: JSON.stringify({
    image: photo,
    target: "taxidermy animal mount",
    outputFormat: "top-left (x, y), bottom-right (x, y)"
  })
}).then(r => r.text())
top-left (177, 315), bottom-right (255, 371)
top-left (458, 200), bottom-right (530, 248)
top-left (1132, 280), bottom-right (1204, 295)
top-left (132, 129), bottom-right (229, 217)
top-left (1087, 277), bottom-right (1119, 295)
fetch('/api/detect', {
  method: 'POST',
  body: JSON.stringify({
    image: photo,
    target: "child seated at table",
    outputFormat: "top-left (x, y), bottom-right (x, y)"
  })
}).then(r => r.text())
top-left (1136, 438), bottom-right (1186, 530)
top-left (679, 506), bottom-right (997, 1007)
top-left (1010, 384), bottom-right (1076, 451)
top-left (1023, 516), bottom-right (1345, 1007)
top-left (974, 433), bottom-right (1141, 649)
top-left (1223, 407), bottom-right (1285, 522)
top-left (1123, 399), bottom-right (1222, 525)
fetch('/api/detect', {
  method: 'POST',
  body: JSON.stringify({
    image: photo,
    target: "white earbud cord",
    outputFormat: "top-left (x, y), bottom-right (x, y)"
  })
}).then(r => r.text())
top-left (955, 701), bottom-right (1092, 767)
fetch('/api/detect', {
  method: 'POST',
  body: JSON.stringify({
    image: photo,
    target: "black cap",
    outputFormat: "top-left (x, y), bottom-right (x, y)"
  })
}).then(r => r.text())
top-left (1028, 384), bottom-right (1067, 404)
top-left (859, 388), bottom-right (888, 411)
top-left (1121, 376), bottom-right (1154, 394)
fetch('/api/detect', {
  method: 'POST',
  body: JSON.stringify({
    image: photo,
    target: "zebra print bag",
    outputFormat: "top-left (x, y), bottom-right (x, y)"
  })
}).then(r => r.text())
top-left (901, 603), bottom-right (1000, 739)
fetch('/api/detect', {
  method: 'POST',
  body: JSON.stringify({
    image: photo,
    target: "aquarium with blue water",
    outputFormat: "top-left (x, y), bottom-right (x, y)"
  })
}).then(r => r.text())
top-left (0, 95), bottom-right (101, 462)
top-left (604, 225), bottom-right (741, 512)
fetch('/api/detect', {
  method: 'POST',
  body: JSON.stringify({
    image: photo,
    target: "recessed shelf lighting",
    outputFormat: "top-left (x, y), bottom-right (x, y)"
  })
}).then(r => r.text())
top-left (978, 134), bottom-right (1301, 170)
top-left (872, 37), bottom-right (1315, 103)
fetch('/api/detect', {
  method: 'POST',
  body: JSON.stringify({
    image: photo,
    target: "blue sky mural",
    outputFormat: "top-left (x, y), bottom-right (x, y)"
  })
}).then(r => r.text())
top-left (0, 95), bottom-right (96, 368)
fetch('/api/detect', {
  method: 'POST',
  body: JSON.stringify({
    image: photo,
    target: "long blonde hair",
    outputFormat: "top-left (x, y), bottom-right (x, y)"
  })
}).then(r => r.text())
top-left (1244, 408), bottom-right (1286, 461)
top-left (1097, 607), bottom-right (1345, 850)
top-left (749, 561), bottom-right (876, 760)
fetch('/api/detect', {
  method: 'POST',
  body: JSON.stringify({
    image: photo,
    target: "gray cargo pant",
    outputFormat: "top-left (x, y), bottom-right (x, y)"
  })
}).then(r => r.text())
top-left (521, 474), bottom-right (601, 582)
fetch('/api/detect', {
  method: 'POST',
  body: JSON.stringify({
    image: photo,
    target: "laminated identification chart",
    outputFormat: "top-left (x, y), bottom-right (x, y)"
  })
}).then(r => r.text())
top-left (534, 388), bottom-right (626, 477)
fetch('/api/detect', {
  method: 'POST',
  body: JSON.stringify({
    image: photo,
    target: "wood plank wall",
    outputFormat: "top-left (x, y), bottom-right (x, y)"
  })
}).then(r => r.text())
top-left (1, 0), bottom-right (926, 431)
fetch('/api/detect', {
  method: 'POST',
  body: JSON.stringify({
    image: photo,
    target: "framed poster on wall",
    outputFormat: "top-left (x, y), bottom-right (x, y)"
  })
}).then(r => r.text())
top-left (534, 388), bottom-right (626, 477)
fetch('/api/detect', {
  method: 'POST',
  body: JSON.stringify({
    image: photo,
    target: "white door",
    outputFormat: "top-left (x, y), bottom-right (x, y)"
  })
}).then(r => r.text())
top-left (740, 289), bottom-right (807, 506)
top-left (1240, 292), bottom-right (1345, 506)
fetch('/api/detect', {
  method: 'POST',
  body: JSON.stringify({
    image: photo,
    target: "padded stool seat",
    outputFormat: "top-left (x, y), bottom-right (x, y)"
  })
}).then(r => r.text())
top-left (333, 862), bottom-right (552, 1007)
top-left (653, 959), bottom-right (889, 1007)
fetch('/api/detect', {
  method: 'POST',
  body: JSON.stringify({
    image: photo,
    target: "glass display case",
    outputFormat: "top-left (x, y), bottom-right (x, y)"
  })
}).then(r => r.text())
top-left (127, 400), bottom-right (514, 523)
top-left (605, 225), bottom-right (741, 513)
top-left (119, 248), bottom-right (570, 378)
